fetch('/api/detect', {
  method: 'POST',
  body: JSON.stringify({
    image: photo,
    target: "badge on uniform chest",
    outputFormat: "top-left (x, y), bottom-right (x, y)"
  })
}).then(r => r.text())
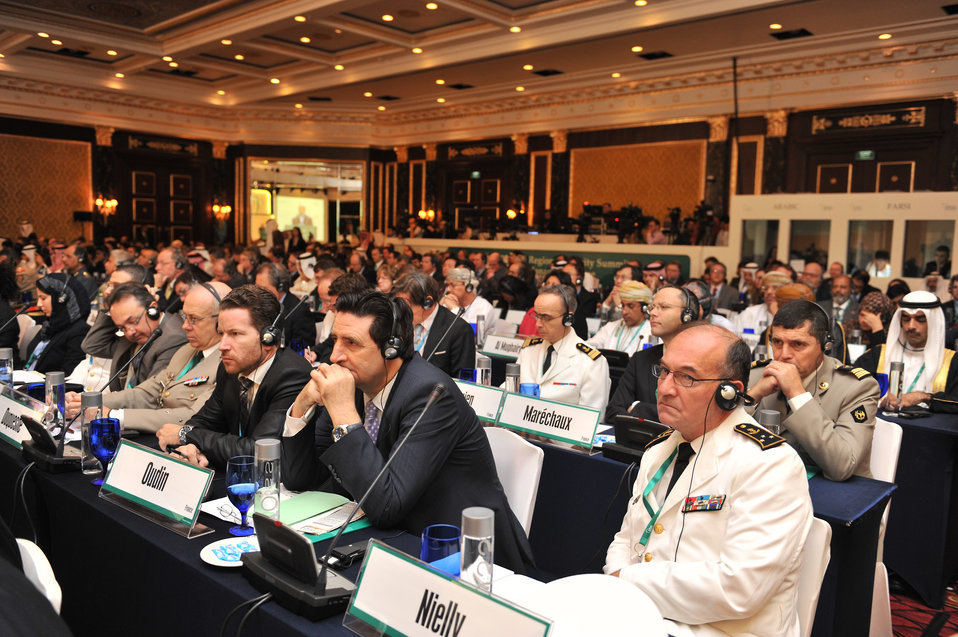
top-left (683, 494), bottom-right (726, 512)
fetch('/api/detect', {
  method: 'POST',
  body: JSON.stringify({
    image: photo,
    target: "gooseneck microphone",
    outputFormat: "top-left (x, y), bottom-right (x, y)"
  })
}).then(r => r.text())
top-left (100, 327), bottom-right (163, 392)
top-left (425, 307), bottom-right (465, 362)
top-left (0, 303), bottom-right (34, 336)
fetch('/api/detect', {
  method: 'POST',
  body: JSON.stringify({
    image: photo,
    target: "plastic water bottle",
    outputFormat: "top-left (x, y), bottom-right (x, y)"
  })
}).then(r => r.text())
top-left (44, 371), bottom-right (65, 435)
top-left (757, 409), bottom-right (781, 436)
top-left (460, 507), bottom-right (494, 593)
top-left (254, 438), bottom-right (281, 522)
top-left (0, 347), bottom-right (12, 388)
top-left (476, 358), bottom-right (492, 386)
top-left (887, 361), bottom-right (904, 414)
top-left (504, 363), bottom-right (520, 393)
top-left (475, 315), bottom-right (486, 349)
top-left (80, 392), bottom-right (104, 474)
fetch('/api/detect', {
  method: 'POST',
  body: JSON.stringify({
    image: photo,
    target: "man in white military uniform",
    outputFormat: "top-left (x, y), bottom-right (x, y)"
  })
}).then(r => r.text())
top-left (516, 285), bottom-right (610, 419)
top-left (605, 323), bottom-right (812, 637)
top-left (586, 281), bottom-right (653, 355)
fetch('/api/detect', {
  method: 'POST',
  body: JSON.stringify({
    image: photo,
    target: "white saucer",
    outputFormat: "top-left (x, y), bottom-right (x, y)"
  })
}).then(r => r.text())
top-left (200, 536), bottom-right (260, 568)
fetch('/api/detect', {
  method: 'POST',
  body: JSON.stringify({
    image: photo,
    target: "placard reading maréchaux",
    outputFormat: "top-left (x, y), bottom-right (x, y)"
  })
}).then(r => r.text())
top-left (496, 393), bottom-right (601, 449)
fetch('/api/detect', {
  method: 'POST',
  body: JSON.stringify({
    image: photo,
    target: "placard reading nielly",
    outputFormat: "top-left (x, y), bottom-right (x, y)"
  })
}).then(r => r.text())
top-left (453, 380), bottom-right (505, 423)
top-left (496, 393), bottom-right (601, 449)
top-left (348, 540), bottom-right (551, 637)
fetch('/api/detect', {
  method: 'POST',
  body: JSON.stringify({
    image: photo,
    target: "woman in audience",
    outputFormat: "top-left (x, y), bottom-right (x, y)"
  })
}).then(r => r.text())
top-left (376, 263), bottom-right (398, 293)
top-left (24, 273), bottom-right (90, 374)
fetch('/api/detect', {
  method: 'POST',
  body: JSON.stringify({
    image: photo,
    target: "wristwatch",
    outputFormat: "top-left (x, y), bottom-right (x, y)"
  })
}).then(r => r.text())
top-left (178, 425), bottom-right (193, 445)
top-left (332, 423), bottom-right (363, 443)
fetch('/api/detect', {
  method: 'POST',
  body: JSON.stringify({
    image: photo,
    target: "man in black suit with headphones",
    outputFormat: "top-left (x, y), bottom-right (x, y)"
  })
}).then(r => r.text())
top-left (392, 271), bottom-right (475, 378)
top-left (606, 323), bottom-right (812, 636)
top-left (746, 300), bottom-right (879, 481)
top-left (606, 285), bottom-right (700, 422)
top-left (254, 262), bottom-right (316, 349)
top-left (154, 247), bottom-right (187, 312)
top-left (158, 285), bottom-right (313, 468)
top-left (281, 291), bottom-right (534, 572)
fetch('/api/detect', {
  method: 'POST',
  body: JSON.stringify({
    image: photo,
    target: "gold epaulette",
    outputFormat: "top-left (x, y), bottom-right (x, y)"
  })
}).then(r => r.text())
top-left (522, 337), bottom-right (543, 349)
top-left (734, 423), bottom-right (786, 450)
top-left (576, 342), bottom-right (601, 360)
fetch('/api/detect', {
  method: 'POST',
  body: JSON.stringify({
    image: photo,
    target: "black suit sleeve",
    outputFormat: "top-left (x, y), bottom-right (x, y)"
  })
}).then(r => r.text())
top-left (605, 347), bottom-right (660, 422)
top-left (283, 300), bottom-right (317, 347)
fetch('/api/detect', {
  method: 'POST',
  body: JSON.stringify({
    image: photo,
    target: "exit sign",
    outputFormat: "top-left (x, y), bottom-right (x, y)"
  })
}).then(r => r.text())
top-left (855, 150), bottom-right (875, 161)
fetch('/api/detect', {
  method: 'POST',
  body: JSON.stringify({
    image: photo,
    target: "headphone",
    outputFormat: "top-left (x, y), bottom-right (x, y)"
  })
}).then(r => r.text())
top-left (200, 282), bottom-right (222, 329)
top-left (554, 285), bottom-right (575, 327)
top-left (260, 303), bottom-right (283, 346)
top-left (678, 286), bottom-right (696, 324)
top-left (53, 276), bottom-right (69, 304)
top-left (145, 304), bottom-right (161, 320)
top-left (383, 297), bottom-right (403, 360)
top-left (464, 275), bottom-right (477, 293)
top-left (770, 301), bottom-right (834, 353)
top-left (172, 249), bottom-right (187, 270)
top-left (414, 274), bottom-right (434, 310)
top-left (715, 380), bottom-right (755, 411)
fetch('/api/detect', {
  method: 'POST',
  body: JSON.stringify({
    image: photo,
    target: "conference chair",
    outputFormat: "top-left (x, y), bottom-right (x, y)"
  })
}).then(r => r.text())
top-left (17, 314), bottom-right (39, 362)
top-left (869, 417), bottom-right (903, 637)
top-left (17, 538), bottom-right (62, 614)
top-left (599, 349), bottom-right (629, 399)
top-left (796, 518), bottom-right (832, 637)
top-left (484, 426), bottom-right (544, 537)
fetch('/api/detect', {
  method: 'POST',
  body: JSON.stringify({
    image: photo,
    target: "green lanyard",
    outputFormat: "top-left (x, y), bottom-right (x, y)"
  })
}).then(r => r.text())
top-left (638, 446), bottom-right (680, 547)
top-left (614, 321), bottom-right (645, 352)
top-left (176, 352), bottom-right (203, 381)
top-left (906, 362), bottom-right (926, 394)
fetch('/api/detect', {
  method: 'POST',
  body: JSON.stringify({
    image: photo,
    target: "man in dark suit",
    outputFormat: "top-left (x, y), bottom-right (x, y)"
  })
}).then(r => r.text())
top-left (157, 285), bottom-right (312, 468)
top-left (281, 291), bottom-right (533, 572)
top-left (706, 261), bottom-right (739, 312)
top-left (254, 262), bottom-right (316, 348)
top-left (154, 247), bottom-right (187, 312)
top-left (392, 271), bottom-right (475, 378)
top-left (562, 260), bottom-right (600, 339)
top-left (348, 252), bottom-right (378, 287)
top-left (81, 282), bottom-right (189, 391)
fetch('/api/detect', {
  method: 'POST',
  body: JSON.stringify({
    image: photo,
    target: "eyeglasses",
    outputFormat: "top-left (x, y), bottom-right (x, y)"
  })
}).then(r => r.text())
top-left (116, 307), bottom-right (147, 334)
top-left (178, 312), bottom-right (217, 326)
top-left (533, 312), bottom-right (561, 322)
top-left (645, 303), bottom-right (680, 313)
top-left (651, 363), bottom-right (728, 388)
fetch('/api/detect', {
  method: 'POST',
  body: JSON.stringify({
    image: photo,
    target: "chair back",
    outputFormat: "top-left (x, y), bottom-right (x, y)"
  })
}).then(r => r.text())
top-left (796, 518), bottom-right (832, 637)
top-left (484, 427), bottom-right (544, 536)
top-left (17, 538), bottom-right (62, 614)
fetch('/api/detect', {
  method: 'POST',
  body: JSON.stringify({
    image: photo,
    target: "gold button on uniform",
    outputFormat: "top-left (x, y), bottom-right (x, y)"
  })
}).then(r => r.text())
top-left (164, 391), bottom-right (170, 397)
top-left (644, 552), bottom-right (653, 562)
top-left (653, 523), bottom-right (664, 534)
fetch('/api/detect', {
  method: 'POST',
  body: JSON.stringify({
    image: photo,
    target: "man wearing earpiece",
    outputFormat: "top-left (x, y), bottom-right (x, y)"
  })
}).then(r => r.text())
top-left (158, 285), bottom-right (312, 468)
top-left (280, 291), bottom-right (534, 572)
top-left (154, 247), bottom-right (187, 312)
top-left (605, 323), bottom-right (812, 637)
top-left (254, 262), bottom-right (316, 348)
top-left (746, 300), bottom-right (879, 481)
top-left (440, 267), bottom-right (497, 344)
top-left (81, 282), bottom-right (189, 392)
top-left (515, 284), bottom-right (610, 418)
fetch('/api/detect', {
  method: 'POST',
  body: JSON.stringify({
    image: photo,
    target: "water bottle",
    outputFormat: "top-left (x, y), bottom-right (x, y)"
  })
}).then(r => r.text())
top-left (757, 409), bottom-right (781, 436)
top-left (753, 344), bottom-right (768, 362)
top-left (0, 347), bottom-right (12, 388)
top-left (476, 358), bottom-right (492, 386)
top-left (44, 371), bottom-right (66, 435)
top-left (504, 363), bottom-right (520, 393)
top-left (80, 392), bottom-right (104, 474)
top-left (475, 315), bottom-right (486, 349)
top-left (460, 506), bottom-right (494, 593)
top-left (848, 329), bottom-right (862, 345)
top-left (254, 438), bottom-right (281, 522)
top-left (887, 361), bottom-right (904, 414)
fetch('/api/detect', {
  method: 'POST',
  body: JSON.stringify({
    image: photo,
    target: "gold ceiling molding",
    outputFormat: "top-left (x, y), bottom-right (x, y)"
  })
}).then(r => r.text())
top-left (511, 133), bottom-right (528, 155)
top-left (708, 116), bottom-right (728, 142)
top-left (765, 110), bottom-right (788, 138)
top-left (94, 125), bottom-right (114, 146)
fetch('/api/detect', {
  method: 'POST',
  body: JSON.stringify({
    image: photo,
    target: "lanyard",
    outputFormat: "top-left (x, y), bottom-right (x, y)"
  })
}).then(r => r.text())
top-left (176, 353), bottom-right (202, 380)
top-left (614, 321), bottom-right (645, 352)
top-left (906, 362), bottom-right (926, 394)
top-left (638, 446), bottom-right (680, 547)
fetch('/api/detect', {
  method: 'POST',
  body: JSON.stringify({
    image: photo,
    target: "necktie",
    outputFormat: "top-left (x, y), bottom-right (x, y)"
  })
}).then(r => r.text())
top-left (542, 345), bottom-right (555, 376)
top-left (665, 443), bottom-right (695, 497)
top-left (238, 376), bottom-right (254, 437)
top-left (364, 401), bottom-right (380, 443)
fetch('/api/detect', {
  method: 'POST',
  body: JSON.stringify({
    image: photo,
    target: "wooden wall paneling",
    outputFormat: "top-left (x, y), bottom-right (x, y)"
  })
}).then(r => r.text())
top-left (816, 164), bottom-right (853, 193)
top-left (731, 137), bottom-right (763, 196)
top-left (530, 152), bottom-right (551, 225)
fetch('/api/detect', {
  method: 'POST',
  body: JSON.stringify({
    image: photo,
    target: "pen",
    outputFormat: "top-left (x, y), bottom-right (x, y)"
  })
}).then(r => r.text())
top-left (166, 447), bottom-right (187, 459)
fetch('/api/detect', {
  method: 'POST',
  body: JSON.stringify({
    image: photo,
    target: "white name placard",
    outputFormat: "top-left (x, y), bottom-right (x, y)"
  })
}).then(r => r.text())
top-left (102, 440), bottom-right (213, 527)
top-left (454, 380), bottom-right (505, 423)
top-left (497, 393), bottom-right (601, 449)
top-left (348, 540), bottom-right (551, 637)
top-left (480, 334), bottom-right (525, 361)
top-left (0, 390), bottom-right (46, 449)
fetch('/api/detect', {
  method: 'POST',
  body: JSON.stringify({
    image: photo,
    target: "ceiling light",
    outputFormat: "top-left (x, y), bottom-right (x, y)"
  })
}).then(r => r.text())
top-left (221, 39), bottom-right (232, 45)
top-left (634, 0), bottom-right (647, 5)
top-left (363, 91), bottom-right (373, 97)
top-left (334, 28), bottom-right (342, 34)
top-left (509, 26), bottom-right (521, 33)
top-left (515, 86), bottom-right (525, 92)
top-left (0, 54), bottom-right (5, 58)
top-left (37, 32), bottom-right (49, 38)
top-left (300, 36), bottom-right (311, 43)
top-left (436, 97), bottom-right (446, 103)
top-left (51, 39), bottom-right (62, 45)
top-left (234, 54), bottom-right (244, 60)
top-left (631, 45), bottom-right (644, 53)
top-left (878, 33), bottom-right (892, 40)
top-left (412, 47), bottom-right (423, 54)
top-left (334, 64), bottom-right (344, 71)
top-left (114, 73), bottom-right (124, 78)
top-left (169, 61), bottom-right (178, 67)
top-left (106, 49), bottom-right (118, 55)
top-left (426, 2), bottom-right (438, 9)
top-left (522, 64), bottom-right (534, 71)
top-left (382, 14), bottom-right (394, 21)
top-left (270, 77), bottom-right (280, 84)
top-left (294, 103), bottom-right (303, 109)
top-left (294, 15), bottom-right (306, 22)
top-left (769, 23), bottom-right (782, 30)
top-left (435, 78), bottom-right (445, 85)
top-left (611, 72), bottom-right (621, 78)
top-left (162, 55), bottom-right (173, 62)
top-left (377, 105), bottom-right (386, 111)
top-left (216, 89), bottom-right (226, 95)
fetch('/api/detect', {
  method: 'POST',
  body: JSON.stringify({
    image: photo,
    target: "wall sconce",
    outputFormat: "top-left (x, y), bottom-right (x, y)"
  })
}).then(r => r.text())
top-left (95, 196), bottom-right (118, 217)
top-left (418, 209), bottom-right (436, 221)
top-left (506, 208), bottom-right (517, 220)
top-left (212, 203), bottom-right (232, 221)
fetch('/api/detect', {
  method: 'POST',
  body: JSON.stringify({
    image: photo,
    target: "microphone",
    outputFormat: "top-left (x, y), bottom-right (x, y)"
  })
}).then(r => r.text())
top-left (98, 327), bottom-right (163, 392)
top-left (0, 303), bottom-right (35, 338)
top-left (425, 307), bottom-right (465, 362)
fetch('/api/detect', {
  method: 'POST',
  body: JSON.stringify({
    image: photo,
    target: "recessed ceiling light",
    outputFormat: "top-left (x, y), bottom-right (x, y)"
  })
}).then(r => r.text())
top-left (168, 61), bottom-right (178, 67)
top-left (114, 73), bottom-right (124, 78)
top-left (221, 39), bottom-right (232, 45)
top-left (435, 78), bottom-right (445, 85)
top-left (234, 54), bottom-right (245, 60)
top-left (294, 15), bottom-right (306, 22)
top-left (412, 47), bottom-right (423, 54)
top-left (270, 77), bottom-right (280, 84)
top-left (37, 32), bottom-right (49, 38)
top-left (515, 86), bottom-right (525, 92)
top-left (382, 14), bottom-right (394, 21)
top-left (300, 36), bottom-right (311, 43)
top-left (522, 64), bottom-right (534, 71)
top-left (878, 33), bottom-right (892, 40)
top-left (216, 89), bottom-right (226, 95)
top-left (611, 72), bottom-right (621, 78)
top-left (363, 91), bottom-right (373, 97)
top-left (769, 23), bottom-right (783, 30)
top-left (51, 39), bottom-right (62, 45)
top-left (634, 0), bottom-right (647, 5)
top-left (162, 55), bottom-right (173, 62)
top-left (334, 64), bottom-right (344, 71)
top-left (631, 45), bottom-right (644, 53)
top-left (509, 26), bottom-right (521, 33)
top-left (377, 105), bottom-right (386, 111)
top-left (426, 2), bottom-right (438, 9)
top-left (294, 103), bottom-right (303, 109)
top-left (436, 97), bottom-right (446, 103)
top-left (106, 49), bottom-right (118, 56)
top-left (334, 28), bottom-right (342, 34)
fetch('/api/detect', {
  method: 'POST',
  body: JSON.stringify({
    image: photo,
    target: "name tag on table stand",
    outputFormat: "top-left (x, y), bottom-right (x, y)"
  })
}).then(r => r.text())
top-left (345, 540), bottom-right (552, 637)
top-left (480, 334), bottom-right (526, 361)
top-left (496, 393), bottom-right (600, 450)
top-left (99, 439), bottom-right (214, 539)
top-left (0, 387), bottom-right (46, 449)
top-left (454, 380), bottom-right (505, 423)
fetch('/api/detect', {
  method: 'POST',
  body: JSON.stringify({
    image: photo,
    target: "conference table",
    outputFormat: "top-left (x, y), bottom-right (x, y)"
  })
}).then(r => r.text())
top-left (881, 410), bottom-right (958, 608)
top-left (0, 435), bottom-right (892, 637)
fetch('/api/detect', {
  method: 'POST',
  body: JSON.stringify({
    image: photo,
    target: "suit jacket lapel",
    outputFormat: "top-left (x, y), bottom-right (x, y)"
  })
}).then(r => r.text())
top-left (423, 309), bottom-right (450, 358)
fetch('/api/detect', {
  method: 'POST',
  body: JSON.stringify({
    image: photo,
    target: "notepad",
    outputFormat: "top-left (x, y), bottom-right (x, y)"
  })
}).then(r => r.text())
top-left (279, 491), bottom-right (350, 525)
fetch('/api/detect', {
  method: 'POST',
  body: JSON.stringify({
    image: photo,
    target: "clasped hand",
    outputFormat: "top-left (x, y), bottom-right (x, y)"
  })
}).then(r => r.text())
top-left (750, 360), bottom-right (805, 401)
top-left (292, 363), bottom-right (361, 425)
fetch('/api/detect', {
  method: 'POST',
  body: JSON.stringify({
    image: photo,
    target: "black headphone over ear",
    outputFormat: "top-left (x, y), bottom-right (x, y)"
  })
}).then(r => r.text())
top-left (464, 276), bottom-right (476, 294)
top-left (715, 380), bottom-right (755, 411)
top-left (383, 298), bottom-right (403, 360)
top-left (172, 249), bottom-right (187, 270)
top-left (415, 274), bottom-right (434, 310)
top-left (145, 304), bottom-right (161, 320)
top-left (555, 285), bottom-right (575, 327)
top-left (260, 305), bottom-right (283, 346)
top-left (679, 286), bottom-right (696, 324)
top-left (813, 302), bottom-right (835, 353)
top-left (201, 282), bottom-right (222, 304)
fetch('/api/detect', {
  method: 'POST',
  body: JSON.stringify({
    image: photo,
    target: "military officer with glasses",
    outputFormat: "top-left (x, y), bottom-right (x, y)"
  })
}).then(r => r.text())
top-left (514, 284), bottom-right (610, 419)
top-left (68, 283), bottom-right (229, 433)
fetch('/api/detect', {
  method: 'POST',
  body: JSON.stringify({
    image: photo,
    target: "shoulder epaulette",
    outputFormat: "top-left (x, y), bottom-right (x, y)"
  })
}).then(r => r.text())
top-left (576, 342), bottom-right (601, 360)
top-left (836, 363), bottom-right (872, 380)
top-left (750, 359), bottom-right (771, 369)
top-left (522, 337), bottom-right (543, 349)
top-left (734, 423), bottom-right (786, 449)
top-left (645, 428), bottom-right (674, 449)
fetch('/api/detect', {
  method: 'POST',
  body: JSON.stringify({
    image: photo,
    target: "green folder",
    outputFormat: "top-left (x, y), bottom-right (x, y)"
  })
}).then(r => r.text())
top-left (278, 491), bottom-right (350, 525)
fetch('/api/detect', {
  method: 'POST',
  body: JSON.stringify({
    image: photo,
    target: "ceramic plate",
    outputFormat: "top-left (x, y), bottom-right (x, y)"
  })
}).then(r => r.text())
top-left (200, 536), bottom-right (260, 568)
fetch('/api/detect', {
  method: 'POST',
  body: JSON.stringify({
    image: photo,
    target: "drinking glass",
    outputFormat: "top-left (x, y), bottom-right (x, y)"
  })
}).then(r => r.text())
top-left (519, 383), bottom-right (540, 397)
top-left (226, 455), bottom-right (258, 537)
top-left (875, 373), bottom-right (889, 398)
top-left (458, 368), bottom-right (476, 383)
top-left (290, 339), bottom-right (306, 356)
top-left (421, 524), bottom-right (461, 575)
top-left (89, 417), bottom-right (121, 486)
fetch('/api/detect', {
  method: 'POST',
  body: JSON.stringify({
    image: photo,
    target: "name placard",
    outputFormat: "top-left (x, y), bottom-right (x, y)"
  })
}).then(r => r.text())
top-left (480, 334), bottom-right (525, 361)
top-left (347, 540), bottom-right (551, 637)
top-left (102, 440), bottom-right (213, 527)
top-left (454, 380), bottom-right (505, 423)
top-left (497, 393), bottom-right (601, 449)
top-left (0, 389), bottom-right (46, 449)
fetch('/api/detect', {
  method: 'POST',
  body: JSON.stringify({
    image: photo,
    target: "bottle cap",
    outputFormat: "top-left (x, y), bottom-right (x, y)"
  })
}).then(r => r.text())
top-left (756, 409), bottom-right (780, 427)
top-left (505, 363), bottom-right (520, 377)
top-left (80, 391), bottom-right (103, 408)
top-left (889, 361), bottom-right (904, 372)
top-left (255, 438), bottom-right (281, 461)
top-left (45, 371), bottom-right (65, 386)
top-left (0, 347), bottom-right (12, 360)
top-left (462, 506), bottom-right (494, 537)
top-left (476, 358), bottom-right (491, 370)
